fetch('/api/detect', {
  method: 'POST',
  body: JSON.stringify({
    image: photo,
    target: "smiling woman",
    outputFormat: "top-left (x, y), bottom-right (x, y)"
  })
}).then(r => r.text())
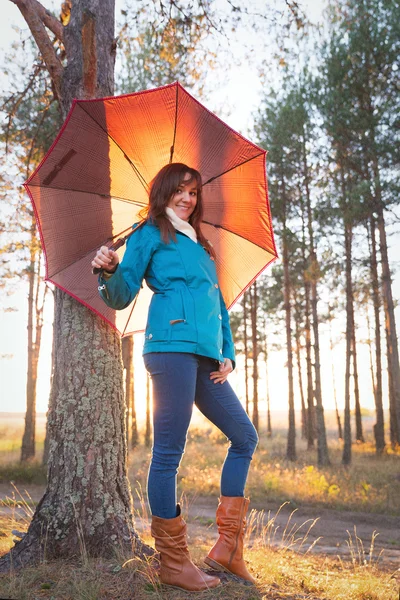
top-left (92, 161), bottom-right (259, 591)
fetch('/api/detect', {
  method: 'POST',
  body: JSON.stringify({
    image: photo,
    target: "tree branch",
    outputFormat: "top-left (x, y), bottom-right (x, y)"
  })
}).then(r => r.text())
top-left (31, 0), bottom-right (64, 40)
top-left (9, 0), bottom-right (63, 101)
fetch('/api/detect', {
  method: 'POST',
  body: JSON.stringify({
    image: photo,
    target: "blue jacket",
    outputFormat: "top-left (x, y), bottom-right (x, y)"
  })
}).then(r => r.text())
top-left (98, 221), bottom-right (236, 366)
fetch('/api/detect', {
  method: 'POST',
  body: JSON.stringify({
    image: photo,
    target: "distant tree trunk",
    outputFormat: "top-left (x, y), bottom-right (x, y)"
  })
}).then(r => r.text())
top-left (368, 216), bottom-right (385, 453)
top-left (42, 289), bottom-right (56, 467)
top-left (130, 336), bottom-right (139, 449)
top-left (122, 337), bottom-right (133, 446)
top-left (343, 220), bottom-right (353, 466)
top-left (243, 291), bottom-right (250, 414)
top-left (365, 306), bottom-right (376, 405)
top-left (371, 141), bottom-right (400, 446)
top-left (264, 322), bottom-right (272, 437)
top-left (281, 176), bottom-right (296, 461)
top-left (145, 373), bottom-right (152, 448)
top-left (22, 248), bottom-right (47, 463)
top-left (21, 230), bottom-right (38, 462)
top-left (301, 192), bottom-right (314, 449)
top-left (1, 0), bottom-right (151, 571)
top-left (303, 137), bottom-right (329, 466)
top-left (351, 307), bottom-right (364, 443)
top-left (293, 290), bottom-right (306, 439)
top-left (376, 202), bottom-right (400, 447)
top-left (250, 282), bottom-right (259, 432)
top-left (329, 313), bottom-right (342, 440)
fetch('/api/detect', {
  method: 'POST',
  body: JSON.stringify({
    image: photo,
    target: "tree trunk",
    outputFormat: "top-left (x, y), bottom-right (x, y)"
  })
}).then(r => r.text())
top-left (21, 224), bottom-right (37, 462)
top-left (250, 282), bottom-right (259, 432)
top-left (130, 336), bottom-right (139, 449)
top-left (342, 221), bottom-right (353, 466)
top-left (1, 0), bottom-right (152, 570)
top-left (3, 292), bottom-right (147, 569)
top-left (351, 304), bottom-right (364, 443)
top-left (376, 200), bottom-right (400, 447)
top-left (368, 216), bottom-right (385, 453)
top-left (264, 322), bottom-right (272, 437)
top-left (294, 291), bottom-right (306, 440)
top-left (301, 189), bottom-right (314, 449)
top-left (281, 176), bottom-right (296, 461)
top-left (243, 291), bottom-right (250, 415)
top-left (329, 314), bottom-right (342, 440)
top-left (122, 337), bottom-right (133, 446)
top-left (303, 136), bottom-right (329, 466)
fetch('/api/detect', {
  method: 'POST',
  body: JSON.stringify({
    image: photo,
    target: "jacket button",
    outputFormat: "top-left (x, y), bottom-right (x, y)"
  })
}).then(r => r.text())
top-left (214, 283), bottom-right (219, 289)
top-left (220, 349), bottom-right (223, 354)
top-left (218, 314), bottom-right (222, 320)
top-left (148, 333), bottom-right (153, 339)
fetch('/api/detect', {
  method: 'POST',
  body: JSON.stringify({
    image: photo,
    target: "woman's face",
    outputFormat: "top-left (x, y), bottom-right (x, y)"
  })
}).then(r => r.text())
top-left (166, 173), bottom-right (198, 222)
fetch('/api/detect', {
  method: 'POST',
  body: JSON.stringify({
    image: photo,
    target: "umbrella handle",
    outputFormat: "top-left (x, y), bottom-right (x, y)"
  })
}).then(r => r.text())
top-left (92, 237), bottom-right (126, 275)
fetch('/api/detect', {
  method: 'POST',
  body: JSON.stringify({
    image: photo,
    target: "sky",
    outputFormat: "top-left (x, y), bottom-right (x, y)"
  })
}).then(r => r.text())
top-left (0, 0), bottom-right (399, 419)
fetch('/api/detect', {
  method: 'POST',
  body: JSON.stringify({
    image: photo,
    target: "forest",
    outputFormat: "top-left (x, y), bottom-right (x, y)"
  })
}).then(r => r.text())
top-left (0, 0), bottom-right (399, 599)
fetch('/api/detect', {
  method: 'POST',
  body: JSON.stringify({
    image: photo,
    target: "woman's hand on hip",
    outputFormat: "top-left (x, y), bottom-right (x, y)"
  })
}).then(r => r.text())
top-left (92, 246), bottom-right (119, 273)
top-left (210, 358), bottom-right (233, 384)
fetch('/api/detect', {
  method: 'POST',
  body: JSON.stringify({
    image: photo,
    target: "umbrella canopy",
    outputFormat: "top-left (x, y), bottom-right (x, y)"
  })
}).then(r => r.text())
top-left (25, 82), bottom-right (277, 336)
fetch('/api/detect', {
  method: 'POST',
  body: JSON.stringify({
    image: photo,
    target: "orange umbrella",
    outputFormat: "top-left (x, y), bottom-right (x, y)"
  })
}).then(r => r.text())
top-left (25, 82), bottom-right (277, 336)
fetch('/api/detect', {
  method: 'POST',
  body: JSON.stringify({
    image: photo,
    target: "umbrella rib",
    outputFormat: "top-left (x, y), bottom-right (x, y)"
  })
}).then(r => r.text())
top-left (203, 151), bottom-right (265, 186)
top-left (121, 294), bottom-right (140, 337)
top-left (77, 103), bottom-right (149, 193)
top-left (28, 183), bottom-right (147, 207)
top-left (202, 220), bottom-right (275, 255)
top-left (169, 83), bottom-right (179, 163)
top-left (47, 226), bottom-right (136, 279)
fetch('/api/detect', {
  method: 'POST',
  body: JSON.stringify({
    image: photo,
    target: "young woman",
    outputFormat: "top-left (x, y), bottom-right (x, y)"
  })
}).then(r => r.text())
top-left (92, 163), bottom-right (258, 591)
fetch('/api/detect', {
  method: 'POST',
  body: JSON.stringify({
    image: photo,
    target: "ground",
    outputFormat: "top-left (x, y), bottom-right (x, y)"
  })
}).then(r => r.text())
top-left (1, 482), bottom-right (399, 568)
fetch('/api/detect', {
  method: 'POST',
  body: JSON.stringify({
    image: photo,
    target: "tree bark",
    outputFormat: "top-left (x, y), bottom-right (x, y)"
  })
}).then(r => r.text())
top-left (122, 337), bottom-right (133, 446)
top-left (130, 336), bottom-right (139, 450)
top-left (250, 282), bottom-right (259, 432)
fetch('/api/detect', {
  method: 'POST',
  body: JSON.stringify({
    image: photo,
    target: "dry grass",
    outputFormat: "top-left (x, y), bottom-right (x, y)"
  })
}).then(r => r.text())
top-left (126, 422), bottom-right (400, 516)
top-left (0, 495), bottom-right (398, 600)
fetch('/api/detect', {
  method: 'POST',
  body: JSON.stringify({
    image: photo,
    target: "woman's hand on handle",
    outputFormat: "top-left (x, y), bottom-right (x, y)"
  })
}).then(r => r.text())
top-left (210, 358), bottom-right (233, 384)
top-left (92, 246), bottom-right (119, 273)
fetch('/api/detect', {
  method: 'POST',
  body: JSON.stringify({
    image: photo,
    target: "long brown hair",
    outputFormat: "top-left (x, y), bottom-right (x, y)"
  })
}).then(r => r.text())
top-left (139, 163), bottom-right (215, 258)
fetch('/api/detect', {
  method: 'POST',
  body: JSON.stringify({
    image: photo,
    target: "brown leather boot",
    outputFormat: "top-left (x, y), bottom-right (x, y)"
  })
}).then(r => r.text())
top-left (151, 506), bottom-right (221, 592)
top-left (204, 496), bottom-right (256, 584)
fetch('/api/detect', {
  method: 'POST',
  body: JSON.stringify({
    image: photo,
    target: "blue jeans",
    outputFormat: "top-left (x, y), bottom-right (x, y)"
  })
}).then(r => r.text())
top-left (144, 352), bottom-right (258, 519)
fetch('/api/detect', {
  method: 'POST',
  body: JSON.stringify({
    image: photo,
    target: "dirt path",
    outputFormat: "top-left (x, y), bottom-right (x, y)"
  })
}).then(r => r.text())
top-left (1, 484), bottom-right (399, 568)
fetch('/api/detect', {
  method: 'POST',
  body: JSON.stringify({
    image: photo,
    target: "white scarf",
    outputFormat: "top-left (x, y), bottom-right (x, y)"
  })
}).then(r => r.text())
top-left (165, 207), bottom-right (198, 244)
